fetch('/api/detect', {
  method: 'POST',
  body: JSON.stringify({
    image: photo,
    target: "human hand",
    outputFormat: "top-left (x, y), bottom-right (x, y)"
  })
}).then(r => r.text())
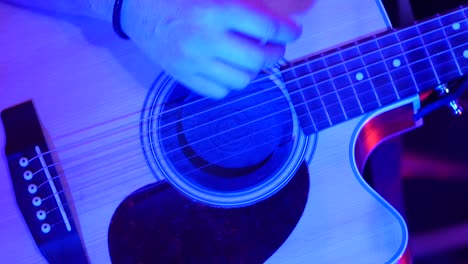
top-left (120, 0), bottom-right (302, 99)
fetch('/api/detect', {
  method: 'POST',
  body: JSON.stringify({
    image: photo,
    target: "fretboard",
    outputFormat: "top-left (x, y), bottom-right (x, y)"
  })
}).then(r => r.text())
top-left (283, 6), bottom-right (467, 135)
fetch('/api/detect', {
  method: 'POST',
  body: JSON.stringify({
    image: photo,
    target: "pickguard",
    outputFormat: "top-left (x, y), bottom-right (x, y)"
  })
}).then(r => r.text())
top-left (108, 162), bottom-right (310, 263)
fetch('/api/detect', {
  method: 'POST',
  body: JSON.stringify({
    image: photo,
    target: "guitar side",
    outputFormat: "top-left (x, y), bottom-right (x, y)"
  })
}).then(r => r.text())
top-left (0, 0), bottom-right (408, 263)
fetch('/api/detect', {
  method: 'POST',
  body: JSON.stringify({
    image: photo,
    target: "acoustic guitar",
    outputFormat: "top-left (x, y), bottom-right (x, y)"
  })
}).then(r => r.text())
top-left (0, 0), bottom-right (466, 263)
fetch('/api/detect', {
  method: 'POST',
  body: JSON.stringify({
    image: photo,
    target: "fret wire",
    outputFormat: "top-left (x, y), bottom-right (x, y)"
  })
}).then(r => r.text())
top-left (394, 30), bottom-right (421, 93)
top-left (308, 29), bottom-right (462, 96)
top-left (316, 95), bottom-right (332, 127)
top-left (300, 98), bottom-right (369, 127)
top-left (282, 80), bottom-right (410, 134)
top-left (438, 16), bottom-right (464, 76)
top-left (274, 8), bottom-right (464, 83)
top-left (308, 102), bottom-right (354, 121)
top-left (338, 50), bottom-right (364, 114)
top-left (309, 57), bottom-right (333, 127)
top-left (288, 68), bottom-right (318, 132)
top-left (291, 36), bottom-right (463, 123)
top-left (323, 54), bottom-right (349, 121)
top-left (282, 10), bottom-right (464, 131)
top-left (294, 18), bottom-right (466, 98)
top-left (449, 33), bottom-right (468, 72)
top-left (356, 44), bottom-right (382, 107)
top-left (348, 17), bottom-right (464, 91)
top-left (425, 38), bottom-right (462, 83)
top-left (416, 21), bottom-right (442, 84)
top-left (289, 39), bottom-right (465, 124)
top-left (375, 37), bottom-right (401, 101)
top-left (275, 9), bottom-right (466, 128)
top-left (254, 37), bottom-right (465, 136)
top-left (275, 10), bottom-right (466, 94)
top-left (298, 65), bottom-right (319, 132)
top-left (460, 6), bottom-right (468, 70)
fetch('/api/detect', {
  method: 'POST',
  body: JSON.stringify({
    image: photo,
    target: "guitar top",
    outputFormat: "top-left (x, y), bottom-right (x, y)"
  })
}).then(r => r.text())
top-left (1, 0), bottom-right (466, 263)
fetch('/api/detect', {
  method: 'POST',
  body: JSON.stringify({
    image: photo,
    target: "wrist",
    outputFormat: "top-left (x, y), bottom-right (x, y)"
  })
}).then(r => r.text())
top-left (87, 0), bottom-right (116, 22)
top-left (118, 0), bottom-right (132, 38)
top-left (87, 0), bottom-right (131, 39)
top-left (113, 0), bottom-right (130, 38)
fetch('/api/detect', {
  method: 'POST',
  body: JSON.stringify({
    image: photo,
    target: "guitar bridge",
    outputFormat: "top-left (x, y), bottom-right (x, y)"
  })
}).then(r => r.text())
top-left (1, 101), bottom-right (88, 263)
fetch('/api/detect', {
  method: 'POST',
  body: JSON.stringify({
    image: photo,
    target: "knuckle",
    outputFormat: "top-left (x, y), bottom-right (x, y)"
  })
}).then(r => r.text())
top-left (275, 45), bottom-right (287, 57)
top-left (270, 45), bottom-right (286, 63)
top-left (194, 5), bottom-right (219, 25)
top-left (233, 71), bottom-right (253, 89)
top-left (248, 47), bottom-right (266, 70)
top-left (190, 76), bottom-right (227, 99)
top-left (178, 41), bottom-right (192, 58)
top-left (179, 37), bottom-right (200, 58)
top-left (263, 20), bottom-right (278, 41)
top-left (263, 44), bottom-right (285, 67)
top-left (206, 84), bottom-right (229, 99)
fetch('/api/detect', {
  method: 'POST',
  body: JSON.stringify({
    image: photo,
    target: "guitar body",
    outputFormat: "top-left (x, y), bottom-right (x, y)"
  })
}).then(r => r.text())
top-left (0, 0), bottom-right (410, 263)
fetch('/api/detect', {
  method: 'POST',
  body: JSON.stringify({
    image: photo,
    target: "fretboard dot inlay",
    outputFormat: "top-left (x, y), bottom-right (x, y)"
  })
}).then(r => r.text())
top-left (355, 72), bottom-right (364, 81)
top-left (282, 7), bottom-right (466, 135)
top-left (393, 59), bottom-right (402, 68)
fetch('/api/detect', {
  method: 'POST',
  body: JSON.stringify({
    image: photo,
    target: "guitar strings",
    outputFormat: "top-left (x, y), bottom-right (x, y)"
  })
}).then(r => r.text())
top-left (38, 12), bottom-right (465, 138)
top-left (35, 111), bottom-right (296, 195)
top-left (40, 82), bottom-right (387, 189)
top-left (17, 10), bottom-right (467, 233)
top-left (27, 14), bottom-right (466, 167)
top-left (26, 33), bottom-right (468, 195)
top-left (42, 180), bottom-right (166, 232)
top-left (35, 128), bottom-right (295, 217)
top-left (43, 112), bottom-right (296, 187)
top-left (29, 84), bottom-right (409, 224)
top-left (31, 69), bottom-right (464, 215)
top-left (31, 85), bottom-right (293, 177)
top-left (27, 22), bottom-right (467, 183)
top-left (29, 35), bottom-right (467, 189)
top-left (31, 74), bottom-right (405, 201)
top-left (32, 55), bottom-right (464, 214)
top-left (23, 16), bottom-right (463, 190)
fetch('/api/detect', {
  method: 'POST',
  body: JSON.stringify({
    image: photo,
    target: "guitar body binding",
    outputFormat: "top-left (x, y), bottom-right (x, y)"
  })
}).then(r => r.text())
top-left (141, 73), bottom-right (316, 207)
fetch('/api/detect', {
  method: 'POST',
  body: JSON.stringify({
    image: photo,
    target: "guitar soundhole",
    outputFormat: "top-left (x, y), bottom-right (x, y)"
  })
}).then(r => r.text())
top-left (142, 73), bottom-right (310, 206)
top-left (179, 92), bottom-right (281, 172)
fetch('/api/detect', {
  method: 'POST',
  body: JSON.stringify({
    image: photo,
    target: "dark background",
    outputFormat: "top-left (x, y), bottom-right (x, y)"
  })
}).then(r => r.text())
top-left (372, 1), bottom-right (468, 263)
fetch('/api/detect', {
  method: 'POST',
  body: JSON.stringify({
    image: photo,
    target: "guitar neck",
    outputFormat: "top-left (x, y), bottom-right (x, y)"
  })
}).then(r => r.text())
top-left (283, 6), bottom-right (467, 135)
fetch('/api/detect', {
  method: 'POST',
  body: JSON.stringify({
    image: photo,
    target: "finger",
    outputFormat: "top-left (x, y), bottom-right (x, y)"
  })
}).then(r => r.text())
top-left (220, 3), bottom-right (302, 44)
top-left (260, 42), bottom-right (286, 68)
top-left (200, 59), bottom-right (254, 91)
top-left (178, 74), bottom-right (230, 99)
top-left (211, 32), bottom-right (286, 72)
